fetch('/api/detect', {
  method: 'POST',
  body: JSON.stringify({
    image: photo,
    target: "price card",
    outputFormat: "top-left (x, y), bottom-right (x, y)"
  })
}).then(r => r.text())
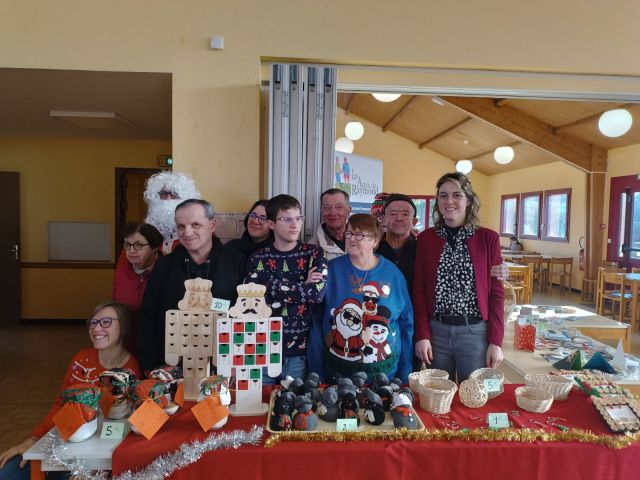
top-left (483, 379), bottom-right (501, 393)
top-left (100, 421), bottom-right (125, 440)
top-left (211, 298), bottom-right (231, 313)
top-left (487, 413), bottom-right (510, 429)
top-left (336, 419), bottom-right (358, 432)
top-left (128, 399), bottom-right (169, 440)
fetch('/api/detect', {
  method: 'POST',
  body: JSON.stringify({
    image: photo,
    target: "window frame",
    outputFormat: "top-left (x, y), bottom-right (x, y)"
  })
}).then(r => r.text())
top-left (518, 191), bottom-right (542, 240)
top-left (542, 188), bottom-right (571, 243)
top-left (500, 193), bottom-right (520, 237)
top-left (409, 194), bottom-right (435, 232)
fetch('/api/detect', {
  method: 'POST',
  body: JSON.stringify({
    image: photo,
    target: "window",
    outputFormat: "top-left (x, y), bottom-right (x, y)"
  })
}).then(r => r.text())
top-left (542, 188), bottom-right (571, 242)
top-left (500, 194), bottom-right (519, 237)
top-left (410, 195), bottom-right (435, 232)
top-left (519, 191), bottom-right (542, 239)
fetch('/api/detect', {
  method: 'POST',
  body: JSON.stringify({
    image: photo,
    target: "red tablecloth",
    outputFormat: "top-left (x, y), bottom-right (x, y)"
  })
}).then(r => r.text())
top-left (112, 385), bottom-right (640, 480)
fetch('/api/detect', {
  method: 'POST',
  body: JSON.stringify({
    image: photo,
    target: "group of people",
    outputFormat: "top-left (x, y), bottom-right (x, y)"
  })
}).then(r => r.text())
top-left (0, 170), bottom-right (504, 479)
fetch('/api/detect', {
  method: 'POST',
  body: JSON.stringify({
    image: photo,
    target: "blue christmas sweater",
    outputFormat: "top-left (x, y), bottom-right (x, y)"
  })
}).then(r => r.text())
top-left (245, 242), bottom-right (328, 357)
top-left (308, 254), bottom-right (414, 383)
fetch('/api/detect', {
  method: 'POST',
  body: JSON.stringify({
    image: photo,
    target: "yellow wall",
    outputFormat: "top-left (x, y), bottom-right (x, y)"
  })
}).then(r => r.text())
top-left (336, 109), bottom-right (489, 199)
top-left (0, 137), bottom-right (170, 318)
top-left (2, 1), bottom-right (640, 213)
top-left (485, 162), bottom-right (587, 289)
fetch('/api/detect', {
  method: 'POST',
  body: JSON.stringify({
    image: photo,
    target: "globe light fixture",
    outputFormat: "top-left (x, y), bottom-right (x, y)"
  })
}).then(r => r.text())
top-left (494, 146), bottom-right (515, 165)
top-left (598, 109), bottom-right (633, 138)
top-left (371, 92), bottom-right (401, 103)
top-left (335, 136), bottom-right (354, 153)
top-left (456, 160), bottom-right (473, 174)
top-left (345, 121), bottom-right (365, 140)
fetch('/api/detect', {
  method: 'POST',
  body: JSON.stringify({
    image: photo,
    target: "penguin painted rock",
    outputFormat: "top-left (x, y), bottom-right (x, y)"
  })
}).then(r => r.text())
top-left (390, 393), bottom-right (418, 430)
top-left (378, 385), bottom-right (394, 411)
top-left (390, 378), bottom-right (403, 392)
top-left (293, 395), bottom-right (318, 431)
top-left (372, 373), bottom-right (390, 390)
top-left (288, 378), bottom-right (305, 395)
top-left (363, 392), bottom-right (386, 426)
top-left (351, 371), bottom-right (368, 389)
top-left (338, 392), bottom-right (360, 426)
top-left (317, 386), bottom-right (341, 422)
top-left (270, 391), bottom-right (295, 431)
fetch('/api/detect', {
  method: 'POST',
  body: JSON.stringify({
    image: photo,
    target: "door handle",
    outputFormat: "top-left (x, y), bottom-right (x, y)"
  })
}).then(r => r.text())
top-left (5, 244), bottom-right (19, 260)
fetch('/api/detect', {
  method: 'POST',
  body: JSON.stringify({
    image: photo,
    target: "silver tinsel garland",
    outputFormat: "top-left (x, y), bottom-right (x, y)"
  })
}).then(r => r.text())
top-left (41, 425), bottom-right (263, 480)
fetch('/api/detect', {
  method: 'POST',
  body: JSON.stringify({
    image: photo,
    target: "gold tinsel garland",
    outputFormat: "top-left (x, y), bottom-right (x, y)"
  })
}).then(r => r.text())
top-left (264, 428), bottom-right (640, 449)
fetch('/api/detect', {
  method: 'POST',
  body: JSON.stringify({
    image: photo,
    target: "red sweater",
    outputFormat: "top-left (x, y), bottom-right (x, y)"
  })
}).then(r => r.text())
top-left (113, 257), bottom-right (154, 313)
top-left (413, 227), bottom-right (505, 347)
top-left (31, 348), bottom-right (141, 439)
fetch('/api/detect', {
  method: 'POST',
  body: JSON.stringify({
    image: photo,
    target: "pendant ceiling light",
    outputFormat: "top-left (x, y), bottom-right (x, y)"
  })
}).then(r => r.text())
top-left (494, 146), bottom-right (515, 165)
top-left (456, 160), bottom-right (473, 174)
top-left (335, 136), bottom-right (354, 153)
top-left (344, 121), bottom-right (365, 140)
top-left (598, 109), bottom-right (633, 138)
top-left (371, 93), bottom-right (401, 103)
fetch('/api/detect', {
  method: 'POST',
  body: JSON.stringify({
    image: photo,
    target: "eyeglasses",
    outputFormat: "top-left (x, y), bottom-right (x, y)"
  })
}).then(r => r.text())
top-left (124, 242), bottom-right (150, 251)
top-left (276, 216), bottom-right (305, 224)
top-left (437, 192), bottom-right (467, 201)
top-left (247, 212), bottom-right (268, 224)
top-left (86, 316), bottom-right (119, 329)
top-left (158, 190), bottom-right (179, 200)
top-left (345, 231), bottom-right (372, 241)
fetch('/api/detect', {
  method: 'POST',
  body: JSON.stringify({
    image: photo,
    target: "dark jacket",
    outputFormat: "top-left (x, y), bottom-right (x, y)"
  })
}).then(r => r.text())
top-left (225, 231), bottom-right (273, 257)
top-left (376, 235), bottom-right (417, 298)
top-left (136, 239), bottom-right (246, 373)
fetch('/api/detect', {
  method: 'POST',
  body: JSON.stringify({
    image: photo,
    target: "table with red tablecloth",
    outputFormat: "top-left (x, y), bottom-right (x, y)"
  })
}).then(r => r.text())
top-left (112, 385), bottom-right (640, 480)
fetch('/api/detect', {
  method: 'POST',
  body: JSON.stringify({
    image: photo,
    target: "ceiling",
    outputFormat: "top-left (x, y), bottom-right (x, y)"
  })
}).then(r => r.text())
top-left (338, 93), bottom-right (640, 175)
top-left (0, 68), bottom-right (172, 140)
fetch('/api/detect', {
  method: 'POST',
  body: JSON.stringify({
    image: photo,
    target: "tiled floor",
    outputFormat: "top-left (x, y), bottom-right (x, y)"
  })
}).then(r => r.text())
top-left (1, 288), bottom-right (639, 454)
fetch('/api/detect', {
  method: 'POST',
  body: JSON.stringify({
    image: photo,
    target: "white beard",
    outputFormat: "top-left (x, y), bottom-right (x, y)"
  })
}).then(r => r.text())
top-left (145, 199), bottom-right (182, 241)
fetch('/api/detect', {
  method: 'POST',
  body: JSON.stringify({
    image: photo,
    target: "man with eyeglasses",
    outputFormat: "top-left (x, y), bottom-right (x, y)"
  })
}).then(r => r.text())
top-left (309, 188), bottom-right (352, 260)
top-left (245, 194), bottom-right (328, 382)
top-left (137, 198), bottom-right (245, 373)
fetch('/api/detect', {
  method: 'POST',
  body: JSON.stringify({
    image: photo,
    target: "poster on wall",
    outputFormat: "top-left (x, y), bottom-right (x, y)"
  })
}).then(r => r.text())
top-left (333, 153), bottom-right (383, 214)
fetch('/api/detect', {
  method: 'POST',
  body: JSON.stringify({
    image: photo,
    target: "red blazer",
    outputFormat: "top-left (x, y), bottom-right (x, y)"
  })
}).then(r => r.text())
top-left (413, 227), bottom-right (505, 347)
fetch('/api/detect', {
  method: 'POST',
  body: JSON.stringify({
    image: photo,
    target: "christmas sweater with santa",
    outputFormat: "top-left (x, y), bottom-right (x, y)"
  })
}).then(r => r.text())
top-left (245, 242), bottom-right (328, 357)
top-left (308, 254), bottom-right (414, 383)
top-left (31, 348), bottom-right (141, 439)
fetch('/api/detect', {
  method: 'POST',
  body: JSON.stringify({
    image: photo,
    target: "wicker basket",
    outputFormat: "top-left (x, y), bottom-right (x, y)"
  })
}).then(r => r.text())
top-left (418, 377), bottom-right (458, 414)
top-left (524, 374), bottom-right (573, 401)
top-left (515, 386), bottom-right (554, 413)
top-left (408, 369), bottom-right (449, 394)
top-left (458, 379), bottom-right (488, 408)
top-left (469, 368), bottom-right (504, 399)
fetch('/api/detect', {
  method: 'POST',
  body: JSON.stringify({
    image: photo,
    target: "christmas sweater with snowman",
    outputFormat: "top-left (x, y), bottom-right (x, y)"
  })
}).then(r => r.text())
top-left (245, 242), bottom-right (328, 357)
top-left (308, 254), bottom-right (414, 383)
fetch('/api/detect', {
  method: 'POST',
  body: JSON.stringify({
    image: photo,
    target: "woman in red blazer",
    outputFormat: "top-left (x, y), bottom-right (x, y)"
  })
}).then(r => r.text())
top-left (413, 172), bottom-right (504, 381)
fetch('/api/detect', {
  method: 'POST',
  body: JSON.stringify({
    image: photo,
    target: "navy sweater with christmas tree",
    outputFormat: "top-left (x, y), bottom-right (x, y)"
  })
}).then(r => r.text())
top-left (245, 242), bottom-right (328, 357)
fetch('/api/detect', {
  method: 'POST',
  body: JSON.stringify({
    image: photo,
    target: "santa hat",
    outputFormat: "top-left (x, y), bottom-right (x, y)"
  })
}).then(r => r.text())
top-left (330, 298), bottom-right (363, 317)
top-left (361, 282), bottom-right (390, 297)
top-left (364, 313), bottom-right (389, 329)
top-left (61, 383), bottom-right (102, 423)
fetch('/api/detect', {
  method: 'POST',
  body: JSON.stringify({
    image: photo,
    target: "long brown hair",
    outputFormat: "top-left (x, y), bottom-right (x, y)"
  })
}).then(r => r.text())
top-left (432, 172), bottom-right (481, 229)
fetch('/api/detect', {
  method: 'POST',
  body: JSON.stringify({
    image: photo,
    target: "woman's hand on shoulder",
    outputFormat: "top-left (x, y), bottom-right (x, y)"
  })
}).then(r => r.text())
top-left (415, 339), bottom-right (433, 364)
top-left (485, 344), bottom-right (504, 368)
top-left (0, 437), bottom-right (36, 469)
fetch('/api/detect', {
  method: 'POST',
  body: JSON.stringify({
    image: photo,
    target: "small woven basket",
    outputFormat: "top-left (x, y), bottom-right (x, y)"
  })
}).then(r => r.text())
top-left (458, 378), bottom-right (488, 408)
top-left (408, 369), bottom-right (449, 394)
top-left (418, 377), bottom-right (458, 414)
top-left (469, 368), bottom-right (504, 399)
top-left (524, 374), bottom-right (573, 401)
top-left (515, 386), bottom-right (554, 413)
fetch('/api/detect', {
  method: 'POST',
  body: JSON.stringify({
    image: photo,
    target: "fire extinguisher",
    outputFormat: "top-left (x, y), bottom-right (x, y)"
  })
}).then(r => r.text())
top-left (579, 236), bottom-right (585, 272)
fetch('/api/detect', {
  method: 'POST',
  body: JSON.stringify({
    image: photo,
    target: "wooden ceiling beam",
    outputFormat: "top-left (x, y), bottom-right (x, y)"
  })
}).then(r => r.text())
top-left (553, 103), bottom-right (634, 134)
top-left (494, 98), bottom-right (509, 107)
top-left (419, 117), bottom-right (473, 149)
top-left (442, 96), bottom-right (595, 172)
top-left (345, 93), bottom-right (356, 114)
top-left (383, 95), bottom-right (418, 132)
top-left (468, 141), bottom-right (521, 161)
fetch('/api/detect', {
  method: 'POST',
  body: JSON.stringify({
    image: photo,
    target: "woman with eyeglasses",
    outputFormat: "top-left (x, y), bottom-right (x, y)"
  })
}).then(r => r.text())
top-left (226, 200), bottom-right (274, 256)
top-left (0, 301), bottom-right (141, 480)
top-left (413, 172), bottom-right (504, 382)
top-left (113, 222), bottom-right (164, 313)
top-left (308, 214), bottom-right (414, 383)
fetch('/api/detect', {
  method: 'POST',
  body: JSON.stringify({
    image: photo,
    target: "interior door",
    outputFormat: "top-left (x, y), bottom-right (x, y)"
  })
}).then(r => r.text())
top-left (0, 172), bottom-right (21, 324)
top-left (607, 175), bottom-right (640, 269)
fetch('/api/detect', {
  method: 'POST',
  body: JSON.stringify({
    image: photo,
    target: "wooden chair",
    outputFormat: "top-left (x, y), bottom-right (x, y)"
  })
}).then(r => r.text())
top-left (548, 257), bottom-right (573, 292)
top-left (602, 260), bottom-right (619, 269)
top-left (507, 264), bottom-right (532, 304)
top-left (632, 267), bottom-right (640, 274)
top-left (518, 255), bottom-right (543, 292)
top-left (596, 266), bottom-right (627, 314)
top-left (599, 271), bottom-right (633, 323)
